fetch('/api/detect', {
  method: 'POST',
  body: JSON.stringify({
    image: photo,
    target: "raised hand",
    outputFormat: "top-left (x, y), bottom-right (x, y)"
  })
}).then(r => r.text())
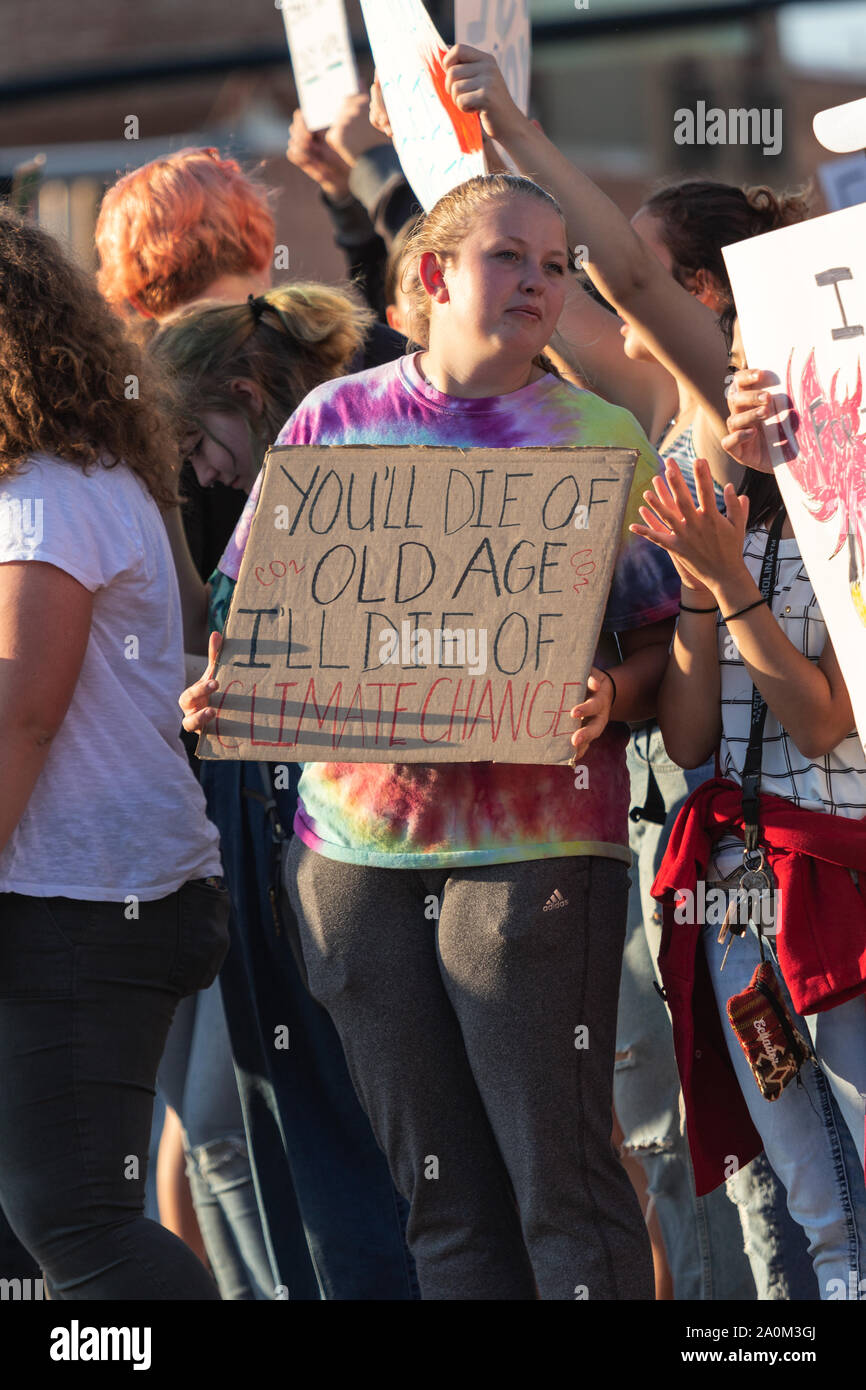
top-left (180, 630), bottom-right (222, 735)
top-left (368, 75), bottom-right (393, 141)
top-left (630, 457), bottom-right (750, 598)
top-left (722, 367), bottom-right (784, 474)
top-left (325, 91), bottom-right (389, 167)
top-left (286, 108), bottom-right (351, 200)
top-left (441, 43), bottom-right (525, 144)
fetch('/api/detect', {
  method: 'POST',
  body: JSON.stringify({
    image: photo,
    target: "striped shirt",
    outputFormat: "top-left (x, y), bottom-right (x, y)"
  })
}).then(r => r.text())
top-left (712, 525), bottom-right (866, 877)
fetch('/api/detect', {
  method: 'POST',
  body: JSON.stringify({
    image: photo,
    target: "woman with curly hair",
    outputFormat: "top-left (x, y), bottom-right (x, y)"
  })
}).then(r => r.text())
top-left (0, 207), bottom-right (228, 1299)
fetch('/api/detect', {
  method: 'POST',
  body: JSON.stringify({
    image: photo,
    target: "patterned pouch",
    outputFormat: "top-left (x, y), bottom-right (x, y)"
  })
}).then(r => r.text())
top-left (726, 960), bottom-right (814, 1102)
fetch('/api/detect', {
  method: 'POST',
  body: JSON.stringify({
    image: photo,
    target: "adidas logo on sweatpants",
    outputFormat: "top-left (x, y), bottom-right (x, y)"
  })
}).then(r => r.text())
top-left (543, 889), bottom-right (569, 911)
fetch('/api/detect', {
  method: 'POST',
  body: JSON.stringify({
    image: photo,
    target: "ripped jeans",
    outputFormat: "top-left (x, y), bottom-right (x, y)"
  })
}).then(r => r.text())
top-left (704, 919), bottom-right (866, 1300)
top-left (614, 725), bottom-right (818, 1299)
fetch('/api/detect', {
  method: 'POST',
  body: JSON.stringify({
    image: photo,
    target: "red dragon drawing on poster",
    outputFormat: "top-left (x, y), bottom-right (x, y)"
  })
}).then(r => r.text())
top-left (782, 349), bottom-right (866, 624)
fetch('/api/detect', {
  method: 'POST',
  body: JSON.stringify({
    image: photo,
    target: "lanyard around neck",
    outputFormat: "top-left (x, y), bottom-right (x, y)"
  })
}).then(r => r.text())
top-left (740, 507), bottom-right (788, 854)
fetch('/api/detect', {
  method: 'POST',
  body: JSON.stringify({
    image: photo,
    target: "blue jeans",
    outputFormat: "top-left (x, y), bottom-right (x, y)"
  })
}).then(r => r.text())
top-left (704, 918), bottom-right (866, 1299)
top-left (158, 980), bottom-right (273, 1300)
top-left (199, 758), bottom-right (418, 1300)
top-left (615, 725), bottom-right (818, 1299)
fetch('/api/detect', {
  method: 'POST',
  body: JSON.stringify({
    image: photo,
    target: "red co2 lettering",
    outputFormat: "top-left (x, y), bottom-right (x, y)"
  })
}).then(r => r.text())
top-left (254, 559), bottom-right (305, 586)
top-left (569, 549), bottom-right (595, 590)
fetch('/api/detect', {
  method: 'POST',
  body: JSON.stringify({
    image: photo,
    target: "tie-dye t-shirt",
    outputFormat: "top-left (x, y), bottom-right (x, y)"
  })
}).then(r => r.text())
top-left (216, 353), bottom-right (679, 868)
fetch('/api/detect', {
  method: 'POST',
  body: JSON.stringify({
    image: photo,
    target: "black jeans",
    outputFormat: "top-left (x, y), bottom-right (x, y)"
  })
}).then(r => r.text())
top-left (0, 880), bottom-right (230, 1300)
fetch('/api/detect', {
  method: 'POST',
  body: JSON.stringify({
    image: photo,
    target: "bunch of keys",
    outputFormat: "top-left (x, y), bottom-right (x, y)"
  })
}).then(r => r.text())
top-left (718, 848), bottom-right (776, 971)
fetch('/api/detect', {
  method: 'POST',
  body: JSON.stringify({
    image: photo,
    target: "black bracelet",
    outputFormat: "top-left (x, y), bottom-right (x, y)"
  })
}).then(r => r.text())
top-left (604, 669), bottom-right (617, 710)
top-left (722, 597), bottom-right (766, 623)
top-left (679, 601), bottom-right (717, 613)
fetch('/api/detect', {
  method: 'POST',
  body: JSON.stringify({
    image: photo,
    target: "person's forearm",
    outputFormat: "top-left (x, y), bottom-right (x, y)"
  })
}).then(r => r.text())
top-left (500, 120), bottom-right (657, 305)
top-left (348, 148), bottom-right (420, 244)
top-left (692, 412), bottom-right (745, 493)
top-left (607, 638), bottom-right (672, 724)
top-left (163, 507), bottom-right (208, 655)
top-left (0, 728), bottom-right (55, 858)
top-left (657, 593), bottom-right (722, 767)
top-left (554, 277), bottom-right (672, 437)
top-left (710, 568), bottom-right (847, 758)
top-left (321, 189), bottom-right (378, 249)
top-left (500, 118), bottom-right (731, 435)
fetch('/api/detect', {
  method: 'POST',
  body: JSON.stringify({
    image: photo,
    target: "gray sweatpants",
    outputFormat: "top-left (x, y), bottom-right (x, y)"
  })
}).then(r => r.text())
top-left (283, 838), bottom-right (653, 1301)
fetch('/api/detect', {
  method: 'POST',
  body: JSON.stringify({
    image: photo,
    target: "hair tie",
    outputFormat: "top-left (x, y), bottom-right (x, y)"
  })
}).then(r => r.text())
top-left (247, 293), bottom-right (266, 323)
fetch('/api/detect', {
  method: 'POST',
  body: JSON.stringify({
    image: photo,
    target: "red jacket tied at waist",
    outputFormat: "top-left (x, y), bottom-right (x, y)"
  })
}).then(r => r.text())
top-left (651, 777), bottom-right (866, 1195)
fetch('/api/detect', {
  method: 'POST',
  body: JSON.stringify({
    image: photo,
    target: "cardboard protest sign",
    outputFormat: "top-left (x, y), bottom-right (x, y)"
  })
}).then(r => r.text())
top-left (280, 0), bottom-right (359, 133)
top-left (723, 202), bottom-right (866, 750)
top-left (198, 445), bottom-right (637, 765)
top-left (359, 0), bottom-right (486, 212)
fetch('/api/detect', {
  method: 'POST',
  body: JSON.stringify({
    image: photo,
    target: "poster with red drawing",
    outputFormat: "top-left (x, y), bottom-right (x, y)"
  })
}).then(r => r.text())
top-left (197, 445), bottom-right (636, 764)
top-left (724, 201), bottom-right (866, 750)
top-left (279, 0), bottom-right (359, 133)
top-left (359, 0), bottom-right (486, 212)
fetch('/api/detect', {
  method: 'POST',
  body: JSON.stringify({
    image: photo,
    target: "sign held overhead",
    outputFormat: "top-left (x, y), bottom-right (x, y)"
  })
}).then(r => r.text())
top-left (280, 0), bottom-right (359, 133)
top-left (359, 0), bottom-right (486, 212)
top-left (724, 202), bottom-right (866, 751)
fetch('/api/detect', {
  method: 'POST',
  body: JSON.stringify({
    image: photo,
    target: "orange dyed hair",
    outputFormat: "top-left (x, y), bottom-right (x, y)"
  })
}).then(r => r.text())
top-left (96, 148), bottom-right (276, 319)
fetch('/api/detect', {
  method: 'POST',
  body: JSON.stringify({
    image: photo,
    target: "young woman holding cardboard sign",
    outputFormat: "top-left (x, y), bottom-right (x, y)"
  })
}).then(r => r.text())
top-left (183, 173), bottom-right (681, 1299)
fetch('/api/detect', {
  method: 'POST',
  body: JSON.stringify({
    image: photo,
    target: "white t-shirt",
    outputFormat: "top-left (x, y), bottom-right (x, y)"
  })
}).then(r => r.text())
top-left (0, 454), bottom-right (222, 900)
top-left (711, 526), bottom-right (866, 879)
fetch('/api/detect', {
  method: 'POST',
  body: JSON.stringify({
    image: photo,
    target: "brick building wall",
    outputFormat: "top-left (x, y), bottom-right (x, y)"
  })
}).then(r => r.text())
top-left (0, 1), bottom-right (863, 281)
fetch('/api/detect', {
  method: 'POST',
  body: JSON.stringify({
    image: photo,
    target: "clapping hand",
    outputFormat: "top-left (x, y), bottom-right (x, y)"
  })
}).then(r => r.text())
top-left (630, 457), bottom-right (749, 598)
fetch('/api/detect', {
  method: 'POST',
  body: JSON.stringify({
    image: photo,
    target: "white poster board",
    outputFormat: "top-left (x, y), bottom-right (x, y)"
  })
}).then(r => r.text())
top-left (813, 96), bottom-right (866, 154)
top-left (455, 0), bottom-right (530, 174)
top-left (360, 0), bottom-right (486, 212)
top-left (724, 203), bottom-right (866, 751)
top-left (818, 155), bottom-right (866, 213)
top-left (280, 0), bottom-right (359, 133)
top-left (455, 0), bottom-right (531, 115)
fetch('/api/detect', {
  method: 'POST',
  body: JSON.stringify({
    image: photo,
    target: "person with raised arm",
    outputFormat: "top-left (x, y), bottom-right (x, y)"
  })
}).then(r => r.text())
top-left (424, 42), bottom-right (817, 1300)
